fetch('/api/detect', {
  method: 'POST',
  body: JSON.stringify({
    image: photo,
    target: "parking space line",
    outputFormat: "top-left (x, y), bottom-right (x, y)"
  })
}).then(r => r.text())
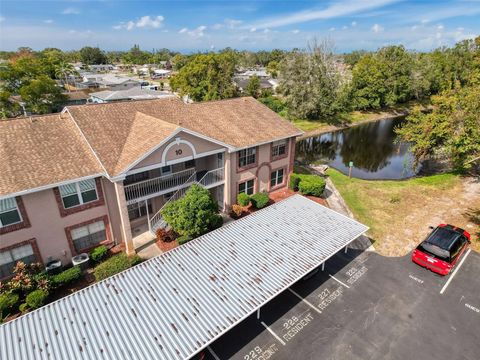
top-left (207, 346), bottom-right (221, 360)
top-left (288, 288), bottom-right (322, 314)
top-left (260, 322), bottom-right (286, 346)
top-left (440, 248), bottom-right (471, 295)
top-left (328, 274), bottom-right (350, 289)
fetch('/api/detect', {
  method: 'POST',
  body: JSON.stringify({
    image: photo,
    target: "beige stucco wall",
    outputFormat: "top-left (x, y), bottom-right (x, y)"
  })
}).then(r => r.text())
top-left (0, 178), bottom-right (110, 265)
top-left (132, 131), bottom-right (226, 171)
top-left (226, 137), bottom-right (295, 207)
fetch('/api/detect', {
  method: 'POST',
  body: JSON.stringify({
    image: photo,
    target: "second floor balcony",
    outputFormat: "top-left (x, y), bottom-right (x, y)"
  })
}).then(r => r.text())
top-left (124, 166), bottom-right (225, 205)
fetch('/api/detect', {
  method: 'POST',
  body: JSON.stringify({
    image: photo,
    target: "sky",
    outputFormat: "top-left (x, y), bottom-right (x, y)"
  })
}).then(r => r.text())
top-left (0, 0), bottom-right (479, 52)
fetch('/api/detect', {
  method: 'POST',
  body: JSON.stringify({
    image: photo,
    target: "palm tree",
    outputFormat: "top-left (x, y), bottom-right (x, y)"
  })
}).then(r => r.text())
top-left (54, 62), bottom-right (78, 92)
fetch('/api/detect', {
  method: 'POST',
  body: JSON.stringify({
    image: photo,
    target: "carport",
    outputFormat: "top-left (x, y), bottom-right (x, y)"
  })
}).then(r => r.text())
top-left (0, 195), bottom-right (368, 360)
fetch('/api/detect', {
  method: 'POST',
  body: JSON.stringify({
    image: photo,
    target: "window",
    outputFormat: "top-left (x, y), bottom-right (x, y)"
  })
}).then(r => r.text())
top-left (124, 171), bottom-right (149, 185)
top-left (161, 165), bottom-right (172, 175)
top-left (238, 148), bottom-right (256, 168)
top-left (185, 159), bottom-right (196, 169)
top-left (270, 169), bottom-right (285, 187)
top-left (59, 179), bottom-right (98, 209)
top-left (272, 140), bottom-right (287, 158)
top-left (0, 244), bottom-right (36, 279)
top-left (239, 179), bottom-right (254, 195)
top-left (70, 221), bottom-right (106, 252)
top-left (127, 200), bottom-right (152, 221)
top-left (0, 198), bottom-right (22, 228)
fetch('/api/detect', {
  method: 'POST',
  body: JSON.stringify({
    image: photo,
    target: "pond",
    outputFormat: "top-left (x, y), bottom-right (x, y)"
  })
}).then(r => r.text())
top-left (295, 117), bottom-right (422, 180)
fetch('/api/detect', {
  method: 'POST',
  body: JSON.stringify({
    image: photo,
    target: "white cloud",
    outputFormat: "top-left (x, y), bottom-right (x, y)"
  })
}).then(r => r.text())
top-left (342, 25), bottom-right (348, 30)
top-left (247, 0), bottom-right (399, 29)
top-left (329, 27), bottom-right (336, 31)
top-left (211, 23), bottom-right (223, 30)
top-left (179, 25), bottom-right (207, 38)
top-left (44, 19), bottom-right (54, 24)
top-left (114, 15), bottom-right (164, 31)
top-left (250, 27), bottom-right (257, 32)
top-left (225, 19), bottom-right (242, 29)
top-left (292, 29), bottom-right (300, 34)
top-left (351, 21), bottom-right (357, 26)
top-left (62, 8), bottom-right (80, 15)
top-left (437, 24), bottom-right (444, 30)
top-left (0, 16), bottom-right (5, 23)
top-left (263, 28), bottom-right (270, 33)
top-left (371, 23), bottom-right (384, 33)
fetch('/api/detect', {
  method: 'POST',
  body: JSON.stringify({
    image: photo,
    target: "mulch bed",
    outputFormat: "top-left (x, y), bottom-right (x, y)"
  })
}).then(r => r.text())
top-left (156, 239), bottom-right (178, 252)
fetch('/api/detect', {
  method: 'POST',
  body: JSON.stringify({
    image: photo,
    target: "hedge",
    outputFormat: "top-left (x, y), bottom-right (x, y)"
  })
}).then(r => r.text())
top-left (90, 245), bottom-right (108, 263)
top-left (289, 173), bottom-right (301, 191)
top-left (250, 192), bottom-right (270, 209)
top-left (297, 175), bottom-right (326, 197)
top-left (0, 292), bottom-right (19, 318)
top-left (94, 253), bottom-right (137, 281)
top-left (25, 289), bottom-right (49, 310)
top-left (52, 266), bottom-right (83, 287)
top-left (237, 192), bottom-right (250, 206)
top-left (177, 235), bottom-right (193, 245)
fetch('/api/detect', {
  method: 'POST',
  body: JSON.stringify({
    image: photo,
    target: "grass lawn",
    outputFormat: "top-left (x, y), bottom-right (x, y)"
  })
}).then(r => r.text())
top-left (326, 169), bottom-right (480, 256)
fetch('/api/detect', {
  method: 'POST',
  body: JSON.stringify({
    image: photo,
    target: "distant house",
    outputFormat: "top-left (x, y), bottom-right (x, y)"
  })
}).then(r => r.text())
top-left (236, 68), bottom-right (270, 79)
top-left (88, 64), bottom-right (115, 72)
top-left (153, 69), bottom-right (171, 79)
top-left (62, 91), bottom-right (89, 106)
top-left (88, 87), bottom-right (174, 103)
top-left (96, 74), bottom-right (141, 90)
top-left (234, 77), bottom-right (276, 93)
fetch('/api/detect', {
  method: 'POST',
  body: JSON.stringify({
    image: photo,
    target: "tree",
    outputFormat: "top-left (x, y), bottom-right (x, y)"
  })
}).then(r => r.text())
top-left (0, 91), bottom-right (20, 119)
top-left (396, 83), bottom-right (480, 172)
top-left (245, 75), bottom-right (261, 98)
top-left (122, 44), bottom-right (151, 65)
top-left (79, 46), bottom-right (107, 65)
top-left (170, 53), bottom-right (237, 101)
top-left (161, 185), bottom-right (223, 239)
top-left (278, 38), bottom-right (342, 119)
top-left (54, 62), bottom-right (77, 92)
top-left (19, 75), bottom-right (67, 114)
top-left (350, 45), bottom-right (413, 109)
top-left (266, 60), bottom-right (279, 78)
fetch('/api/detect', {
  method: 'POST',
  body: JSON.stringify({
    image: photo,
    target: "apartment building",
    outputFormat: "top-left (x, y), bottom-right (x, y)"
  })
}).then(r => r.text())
top-left (0, 97), bottom-right (302, 279)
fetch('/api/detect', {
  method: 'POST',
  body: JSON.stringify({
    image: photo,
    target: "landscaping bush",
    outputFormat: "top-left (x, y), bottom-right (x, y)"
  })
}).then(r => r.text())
top-left (19, 303), bottom-right (29, 314)
top-left (25, 289), bottom-right (48, 310)
top-left (250, 192), bottom-right (270, 209)
top-left (297, 175), bottom-right (326, 197)
top-left (90, 245), bottom-right (108, 263)
top-left (129, 255), bottom-right (143, 266)
top-left (0, 292), bottom-right (19, 319)
top-left (237, 193), bottom-right (250, 206)
top-left (230, 204), bottom-right (243, 218)
top-left (52, 266), bottom-right (83, 287)
top-left (289, 173), bottom-right (301, 191)
top-left (94, 253), bottom-right (136, 281)
top-left (155, 228), bottom-right (175, 243)
top-left (161, 184), bottom-right (222, 238)
top-left (177, 235), bottom-right (193, 245)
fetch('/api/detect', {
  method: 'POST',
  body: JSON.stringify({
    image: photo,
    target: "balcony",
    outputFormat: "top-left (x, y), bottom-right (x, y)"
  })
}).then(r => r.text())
top-left (124, 167), bottom-right (225, 205)
top-left (124, 168), bottom-right (196, 205)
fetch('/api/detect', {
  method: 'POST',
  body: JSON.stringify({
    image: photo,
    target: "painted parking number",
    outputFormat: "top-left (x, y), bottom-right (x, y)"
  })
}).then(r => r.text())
top-left (244, 346), bottom-right (262, 360)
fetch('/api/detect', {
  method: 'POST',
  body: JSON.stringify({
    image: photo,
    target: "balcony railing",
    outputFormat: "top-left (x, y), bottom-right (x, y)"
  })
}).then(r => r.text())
top-left (124, 168), bottom-right (195, 205)
top-left (148, 167), bottom-right (225, 234)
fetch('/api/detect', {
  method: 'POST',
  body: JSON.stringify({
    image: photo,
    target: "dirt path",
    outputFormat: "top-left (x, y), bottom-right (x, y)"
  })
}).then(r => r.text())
top-left (381, 177), bottom-right (480, 256)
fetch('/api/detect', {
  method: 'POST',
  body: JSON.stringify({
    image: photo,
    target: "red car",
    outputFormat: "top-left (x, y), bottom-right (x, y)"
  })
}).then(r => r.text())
top-left (412, 224), bottom-right (471, 275)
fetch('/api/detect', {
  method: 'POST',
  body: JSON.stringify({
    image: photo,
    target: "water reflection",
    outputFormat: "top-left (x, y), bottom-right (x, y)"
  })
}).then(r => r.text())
top-left (295, 117), bottom-right (421, 179)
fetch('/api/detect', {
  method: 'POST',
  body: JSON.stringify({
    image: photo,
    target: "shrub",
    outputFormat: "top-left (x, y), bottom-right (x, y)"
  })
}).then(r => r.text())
top-left (94, 253), bottom-right (132, 281)
top-left (289, 173), bottom-right (301, 191)
top-left (90, 245), bottom-right (108, 263)
top-left (155, 228), bottom-right (176, 243)
top-left (298, 175), bottom-right (326, 197)
top-left (250, 192), bottom-right (270, 209)
top-left (177, 235), bottom-right (193, 245)
top-left (52, 266), bottom-right (83, 287)
top-left (0, 292), bottom-right (19, 318)
top-left (230, 204), bottom-right (243, 218)
top-left (161, 184), bottom-right (221, 238)
top-left (19, 303), bottom-right (29, 314)
top-left (25, 289), bottom-right (48, 310)
top-left (237, 193), bottom-right (250, 206)
top-left (129, 255), bottom-right (143, 266)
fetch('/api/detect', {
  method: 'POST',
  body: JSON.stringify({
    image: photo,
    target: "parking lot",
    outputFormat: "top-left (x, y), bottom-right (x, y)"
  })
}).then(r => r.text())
top-left (201, 241), bottom-right (480, 360)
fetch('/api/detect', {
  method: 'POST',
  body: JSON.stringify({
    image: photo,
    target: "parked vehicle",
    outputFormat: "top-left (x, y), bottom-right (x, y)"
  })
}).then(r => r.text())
top-left (411, 224), bottom-right (471, 275)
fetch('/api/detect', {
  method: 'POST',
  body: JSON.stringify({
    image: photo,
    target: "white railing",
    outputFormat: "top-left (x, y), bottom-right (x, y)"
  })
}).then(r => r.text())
top-left (124, 168), bottom-right (195, 204)
top-left (149, 171), bottom-right (197, 234)
top-left (198, 167), bottom-right (224, 188)
top-left (149, 167), bottom-right (225, 233)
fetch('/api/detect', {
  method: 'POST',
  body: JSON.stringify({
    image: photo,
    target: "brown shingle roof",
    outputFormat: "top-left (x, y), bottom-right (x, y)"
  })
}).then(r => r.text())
top-left (0, 114), bottom-right (104, 197)
top-left (1, 97), bottom-right (301, 196)
top-left (67, 97), bottom-right (301, 176)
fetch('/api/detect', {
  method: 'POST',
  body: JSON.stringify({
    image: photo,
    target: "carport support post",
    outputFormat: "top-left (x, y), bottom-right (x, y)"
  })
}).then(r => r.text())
top-left (345, 244), bottom-right (349, 254)
top-left (257, 308), bottom-right (261, 320)
top-left (321, 263), bottom-right (325, 271)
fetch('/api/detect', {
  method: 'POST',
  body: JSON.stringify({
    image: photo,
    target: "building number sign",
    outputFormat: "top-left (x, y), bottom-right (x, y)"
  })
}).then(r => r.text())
top-left (175, 149), bottom-right (183, 156)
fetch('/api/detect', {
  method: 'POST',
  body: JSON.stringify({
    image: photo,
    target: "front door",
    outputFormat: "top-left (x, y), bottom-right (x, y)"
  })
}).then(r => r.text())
top-left (217, 152), bottom-right (224, 168)
top-left (217, 186), bottom-right (224, 211)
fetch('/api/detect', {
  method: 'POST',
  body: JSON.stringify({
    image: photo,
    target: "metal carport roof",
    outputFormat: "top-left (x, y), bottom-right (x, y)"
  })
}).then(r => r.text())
top-left (0, 195), bottom-right (368, 360)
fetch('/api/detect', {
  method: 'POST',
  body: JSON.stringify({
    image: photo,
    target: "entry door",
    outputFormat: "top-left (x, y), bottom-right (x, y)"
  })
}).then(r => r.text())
top-left (217, 186), bottom-right (224, 211)
top-left (217, 153), bottom-right (224, 168)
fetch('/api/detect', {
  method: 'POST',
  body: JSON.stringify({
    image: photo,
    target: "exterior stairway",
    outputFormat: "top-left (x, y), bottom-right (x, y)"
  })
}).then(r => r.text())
top-left (148, 167), bottom-right (224, 234)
